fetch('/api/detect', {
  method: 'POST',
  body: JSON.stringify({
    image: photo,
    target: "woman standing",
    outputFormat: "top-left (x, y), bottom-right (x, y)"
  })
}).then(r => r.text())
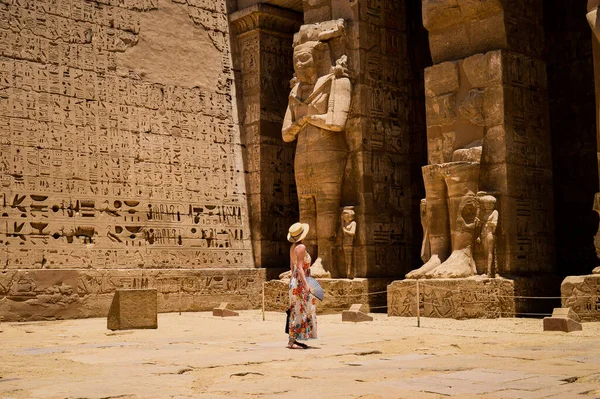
top-left (287, 222), bottom-right (317, 349)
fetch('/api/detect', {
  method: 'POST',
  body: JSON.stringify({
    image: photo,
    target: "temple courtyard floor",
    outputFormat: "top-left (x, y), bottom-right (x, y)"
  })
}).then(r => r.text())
top-left (1, 311), bottom-right (600, 399)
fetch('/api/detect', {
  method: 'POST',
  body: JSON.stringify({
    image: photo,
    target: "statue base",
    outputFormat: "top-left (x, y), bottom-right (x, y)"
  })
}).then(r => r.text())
top-left (388, 277), bottom-right (516, 319)
top-left (0, 268), bottom-right (265, 322)
top-left (263, 278), bottom-right (394, 314)
top-left (561, 274), bottom-right (600, 321)
top-left (388, 275), bottom-right (562, 319)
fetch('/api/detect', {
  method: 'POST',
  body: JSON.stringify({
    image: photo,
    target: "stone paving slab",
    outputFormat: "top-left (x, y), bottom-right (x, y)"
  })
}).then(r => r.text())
top-left (1, 312), bottom-right (600, 399)
top-left (439, 369), bottom-right (536, 383)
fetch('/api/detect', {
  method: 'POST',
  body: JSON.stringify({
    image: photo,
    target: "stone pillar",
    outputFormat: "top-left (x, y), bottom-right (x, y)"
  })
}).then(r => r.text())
top-left (419, 0), bottom-right (555, 276)
top-left (301, 0), bottom-right (426, 278)
top-left (587, 2), bottom-right (600, 272)
top-left (229, 5), bottom-right (302, 272)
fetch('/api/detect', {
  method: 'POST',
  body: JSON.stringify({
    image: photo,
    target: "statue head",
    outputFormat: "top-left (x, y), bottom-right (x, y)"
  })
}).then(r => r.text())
top-left (479, 195), bottom-right (497, 210)
top-left (342, 206), bottom-right (355, 223)
top-left (293, 41), bottom-right (331, 85)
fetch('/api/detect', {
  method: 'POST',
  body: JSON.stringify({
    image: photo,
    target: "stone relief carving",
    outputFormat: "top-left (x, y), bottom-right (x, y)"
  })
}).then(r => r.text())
top-left (282, 20), bottom-right (352, 277)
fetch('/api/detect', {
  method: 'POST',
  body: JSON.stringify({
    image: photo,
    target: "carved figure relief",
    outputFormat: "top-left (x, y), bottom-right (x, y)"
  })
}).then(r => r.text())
top-left (282, 20), bottom-right (352, 277)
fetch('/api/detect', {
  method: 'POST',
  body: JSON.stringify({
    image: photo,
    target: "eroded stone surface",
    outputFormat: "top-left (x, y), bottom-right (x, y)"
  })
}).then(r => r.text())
top-left (408, 5), bottom-right (555, 280)
top-left (264, 278), bottom-right (392, 314)
top-left (342, 303), bottom-right (373, 322)
top-left (107, 289), bottom-right (158, 330)
top-left (0, 268), bottom-right (264, 322)
top-left (282, 19), bottom-right (352, 277)
top-left (0, 0), bottom-right (257, 320)
top-left (388, 278), bottom-right (515, 319)
top-left (562, 275), bottom-right (600, 321)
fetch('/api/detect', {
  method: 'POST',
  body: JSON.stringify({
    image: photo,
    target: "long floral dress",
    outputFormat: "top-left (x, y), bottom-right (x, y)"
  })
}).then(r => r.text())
top-left (288, 250), bottom-right (318, 341)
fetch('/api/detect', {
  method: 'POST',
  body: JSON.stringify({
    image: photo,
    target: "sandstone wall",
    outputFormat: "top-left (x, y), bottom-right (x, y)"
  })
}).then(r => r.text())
top-left (0, 0), bottom-right (258, 319)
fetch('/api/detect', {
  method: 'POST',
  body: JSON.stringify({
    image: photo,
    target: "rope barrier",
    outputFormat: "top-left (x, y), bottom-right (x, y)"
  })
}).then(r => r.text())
top-left (260, 277), bottom-right (598, 326)
top-left (262, 282), bottom-right (599, 302)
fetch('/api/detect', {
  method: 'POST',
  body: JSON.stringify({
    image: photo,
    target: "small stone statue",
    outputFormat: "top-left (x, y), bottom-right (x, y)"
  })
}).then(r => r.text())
top-left (341, 206), bottom-right (356, 279)
top-left (476, 194), bottom-right (498, 277)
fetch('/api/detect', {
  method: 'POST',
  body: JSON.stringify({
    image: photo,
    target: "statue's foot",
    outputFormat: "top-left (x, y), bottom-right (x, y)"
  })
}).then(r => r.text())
top-left (279, 270), bottom-right (291, 280)
top-left (309, 258), bottom-right (331, 278)
top-left (406, 255), bottom-right (442, 279)
top-left (593, 266), bottom-right (600, 275)
top-left (425, 249), bottom-right (475, 279)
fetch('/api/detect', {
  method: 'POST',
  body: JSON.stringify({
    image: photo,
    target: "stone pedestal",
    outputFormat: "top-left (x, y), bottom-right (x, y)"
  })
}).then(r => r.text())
top-left (0, 268), bottom-right (265, 322)
top-left (543, 308), bottom-right (582, 332)
top-left (342, 304), bottom-right (373, 322)
top-left (561, 274), bottom-right (600, 321)
top-left (263, 278), bottom-right (392, 314)
top-left (388, 278), bottom-right (515, 319)
top-left (213, 302), bottom-right (239, 317)
top-left (107, 289), bottom-right (157, 331)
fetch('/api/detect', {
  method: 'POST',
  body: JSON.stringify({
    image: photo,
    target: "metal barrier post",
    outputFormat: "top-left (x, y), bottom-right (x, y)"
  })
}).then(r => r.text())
top-left (416, 280), bottom-right (420, 327)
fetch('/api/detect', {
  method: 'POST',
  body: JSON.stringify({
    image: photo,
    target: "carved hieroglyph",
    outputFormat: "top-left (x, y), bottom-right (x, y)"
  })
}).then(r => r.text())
top-left (562, 274), bottom-right (600, 322)
top-left (0, 0), bottom-right (253, 269)
top-left (388, 278), bottom-right (515, 319)
top-left (282, 20), bottom-right (352, 276)
top-left (0, 268), bottom-right (265, 322)
top-left (0, 1), bottom-right (259, 320)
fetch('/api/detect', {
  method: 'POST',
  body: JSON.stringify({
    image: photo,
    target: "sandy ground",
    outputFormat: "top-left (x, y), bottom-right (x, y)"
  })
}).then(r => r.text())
top-left (1, 311), bottom-right (600, 399)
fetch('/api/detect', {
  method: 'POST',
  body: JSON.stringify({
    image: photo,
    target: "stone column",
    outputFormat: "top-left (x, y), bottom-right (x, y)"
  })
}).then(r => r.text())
top-left (229, 5), bottom-right (302, 272)
top-left (420, 0), bottom-right (555, 276)
top-left (587, 1), bottom-right (600, 272)
top-left (298, 0), bottom-right (426, 278)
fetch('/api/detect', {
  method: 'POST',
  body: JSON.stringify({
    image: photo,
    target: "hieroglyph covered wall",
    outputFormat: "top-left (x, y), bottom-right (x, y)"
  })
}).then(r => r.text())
top-left (0, 0), bottom-right (254, 270)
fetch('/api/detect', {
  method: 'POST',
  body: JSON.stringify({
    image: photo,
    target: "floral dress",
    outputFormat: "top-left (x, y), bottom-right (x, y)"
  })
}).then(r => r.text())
top-left (288, 250), bottom-right (317, 341)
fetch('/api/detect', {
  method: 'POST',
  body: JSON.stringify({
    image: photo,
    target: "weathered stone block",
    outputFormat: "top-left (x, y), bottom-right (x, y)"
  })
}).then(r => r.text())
top-left (342, 304), bottom-right (373, 322)
top-left (543, 308), bottom-right (582, 332)
top-left (462, 51), bottom-right (502, 87)
top-left (107, 289), bottom-right (157, 331)
top-left (551, 307), bottom-right (581, 322)
top-left (562, 275), bottom-right (600, 321)
top-left (264, 278), bottom-right (392, 314)
top-left (543, 317), bottom-right (582, 333)
top-left (0, 268), bottom-right (266, 322)
top-left (424, 62), bottom-right (460, 97)
top-left (213, 302), bottom-right (239, 317)
top-left (388, 278), bottom-right (515, 319)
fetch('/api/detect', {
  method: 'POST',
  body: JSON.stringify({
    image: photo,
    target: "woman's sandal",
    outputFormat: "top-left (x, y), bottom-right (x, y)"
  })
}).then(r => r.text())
top-left (287, 340), bottom-right (309, 349)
